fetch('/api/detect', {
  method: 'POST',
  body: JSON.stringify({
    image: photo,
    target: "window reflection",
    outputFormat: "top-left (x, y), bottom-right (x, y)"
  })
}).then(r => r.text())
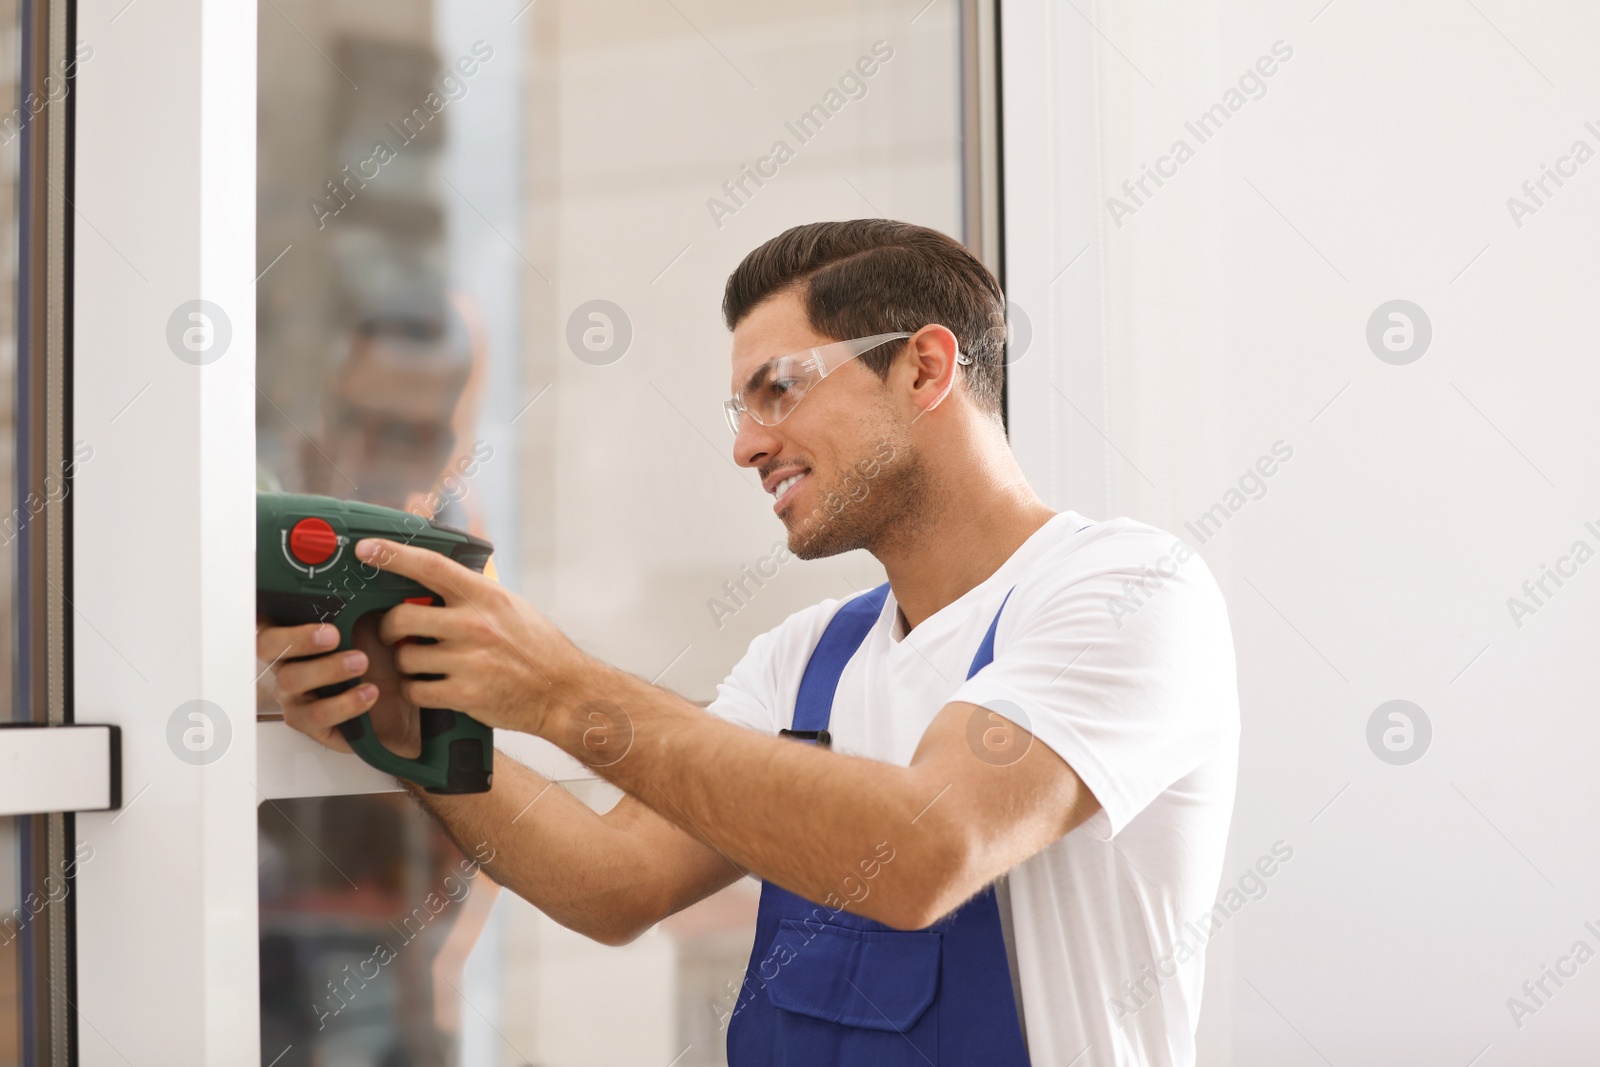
top-left (256, 7), bottom-right (506, 1061)
top-left (0, 818), bottom-right (18, 1066)
top-left (2, 0), bottom-right (26, 1057)
top-left (257, 0), bottom-right (965, 1062)
top-left (259, 795), bottom-right (501, 1067)
top-left (308, 295), bottom-right (482, 519)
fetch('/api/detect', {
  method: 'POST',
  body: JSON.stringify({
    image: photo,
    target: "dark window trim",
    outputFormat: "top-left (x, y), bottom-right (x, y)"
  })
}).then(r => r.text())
top-left (15, 0), bottom-right (77, 1061)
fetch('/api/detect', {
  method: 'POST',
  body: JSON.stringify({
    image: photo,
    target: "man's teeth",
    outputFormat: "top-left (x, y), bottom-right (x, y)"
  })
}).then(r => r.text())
top-left (775, 472), bottom-right (806, 497)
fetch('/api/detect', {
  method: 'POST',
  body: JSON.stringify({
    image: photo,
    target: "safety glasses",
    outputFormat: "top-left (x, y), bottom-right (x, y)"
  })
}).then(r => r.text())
top-left (725, 331), bottom-right (968, 436)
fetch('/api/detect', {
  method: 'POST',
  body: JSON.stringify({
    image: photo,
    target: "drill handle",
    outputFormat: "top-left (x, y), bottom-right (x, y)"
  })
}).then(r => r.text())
top-left (270, 593), bottom-right (493, 794)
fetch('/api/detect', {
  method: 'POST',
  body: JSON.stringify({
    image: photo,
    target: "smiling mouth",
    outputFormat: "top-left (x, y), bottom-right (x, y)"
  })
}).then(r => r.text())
top-left (772, 470), bottom-right (809, 513)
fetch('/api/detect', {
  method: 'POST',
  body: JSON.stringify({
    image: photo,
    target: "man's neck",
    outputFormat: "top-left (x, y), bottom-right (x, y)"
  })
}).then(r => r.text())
top-left (876, 454), bottom-right (1056, 634)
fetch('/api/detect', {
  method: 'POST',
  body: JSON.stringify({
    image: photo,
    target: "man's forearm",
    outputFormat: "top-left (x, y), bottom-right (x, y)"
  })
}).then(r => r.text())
top-left (347, 534), bottom-right (1080, 932)
top-left (407, 749), bottom-right (668, 944)
top-left (547, 664), bottom-right (964, 928)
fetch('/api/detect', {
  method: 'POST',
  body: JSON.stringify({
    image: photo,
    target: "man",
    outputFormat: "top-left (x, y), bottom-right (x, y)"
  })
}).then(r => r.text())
top-left (260, 220), bottom-right (1240, 1065)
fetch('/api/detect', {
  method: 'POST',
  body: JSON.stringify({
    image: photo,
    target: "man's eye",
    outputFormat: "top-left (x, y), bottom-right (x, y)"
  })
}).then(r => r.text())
top-left (766, 378), bottom-right (800, 400)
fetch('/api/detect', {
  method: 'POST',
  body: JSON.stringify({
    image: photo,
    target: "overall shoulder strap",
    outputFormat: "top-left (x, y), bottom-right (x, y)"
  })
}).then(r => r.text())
top-left (966, 586), bottom-right (1017, 680)
top-left (789, 582), bottom-right (891, 738)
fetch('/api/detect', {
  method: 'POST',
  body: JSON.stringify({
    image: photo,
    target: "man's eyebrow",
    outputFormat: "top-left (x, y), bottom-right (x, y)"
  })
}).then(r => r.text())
top-left (737, 359), bottom-right (775, 395)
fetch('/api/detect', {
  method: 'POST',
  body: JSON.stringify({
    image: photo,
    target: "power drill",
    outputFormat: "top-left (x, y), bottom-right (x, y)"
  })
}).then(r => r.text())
top-left (257, 492), bottom-right (495, 793)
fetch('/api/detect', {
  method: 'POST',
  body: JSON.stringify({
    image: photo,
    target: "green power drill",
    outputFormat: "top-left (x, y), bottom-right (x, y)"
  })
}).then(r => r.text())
top-left (257, 492), bottom-right (495, 793)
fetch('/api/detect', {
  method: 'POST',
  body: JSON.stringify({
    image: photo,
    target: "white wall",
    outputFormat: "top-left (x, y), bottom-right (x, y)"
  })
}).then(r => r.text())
top-left (1006, 1), bottom-right (1600, 1061)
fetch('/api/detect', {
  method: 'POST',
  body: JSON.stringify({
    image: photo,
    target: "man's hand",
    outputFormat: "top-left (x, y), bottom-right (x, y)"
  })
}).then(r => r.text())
top-left (256, 614), bottom-right (421, 757)
top-left (352, 537), bottom-right (589, 735)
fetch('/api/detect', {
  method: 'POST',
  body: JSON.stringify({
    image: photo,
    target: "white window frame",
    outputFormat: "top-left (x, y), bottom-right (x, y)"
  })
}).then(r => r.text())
top-left (68, 2), bottom-right (258, 1062)
top-left (999, 0), bottom-right (1113, 516)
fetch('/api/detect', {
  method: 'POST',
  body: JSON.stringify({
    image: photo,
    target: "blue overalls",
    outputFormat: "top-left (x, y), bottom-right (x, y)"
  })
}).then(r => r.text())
top-left (726, 581), bottom-right (1032, 1066)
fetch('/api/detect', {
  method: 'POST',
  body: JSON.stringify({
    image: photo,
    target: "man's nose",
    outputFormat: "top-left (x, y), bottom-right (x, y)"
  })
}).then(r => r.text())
top-left (733, 417), bottom-right (778, 468)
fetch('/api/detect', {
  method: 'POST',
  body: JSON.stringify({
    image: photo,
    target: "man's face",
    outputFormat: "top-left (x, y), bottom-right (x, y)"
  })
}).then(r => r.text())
top-left (728, 291), bottom-right (929, 559)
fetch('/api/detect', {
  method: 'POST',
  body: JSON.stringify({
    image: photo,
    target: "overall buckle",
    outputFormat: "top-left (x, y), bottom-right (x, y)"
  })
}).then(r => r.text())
top-left (779, 728), bottom-right (832, 747)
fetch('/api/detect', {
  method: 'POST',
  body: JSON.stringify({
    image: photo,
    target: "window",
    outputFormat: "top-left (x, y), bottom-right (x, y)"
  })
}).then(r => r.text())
top-left (256, 1), bottom-right (973, 1061)
top-left (0, 0), bottom-right (21, 1025)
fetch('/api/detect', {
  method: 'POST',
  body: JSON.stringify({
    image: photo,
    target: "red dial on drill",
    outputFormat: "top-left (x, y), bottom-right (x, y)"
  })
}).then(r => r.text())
top-left (288, 516), bottom-right (340, 565)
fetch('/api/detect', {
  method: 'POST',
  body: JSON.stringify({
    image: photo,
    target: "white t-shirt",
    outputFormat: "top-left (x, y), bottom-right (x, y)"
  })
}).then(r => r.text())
top-left (707, 511), bottom-right (1240, 1066)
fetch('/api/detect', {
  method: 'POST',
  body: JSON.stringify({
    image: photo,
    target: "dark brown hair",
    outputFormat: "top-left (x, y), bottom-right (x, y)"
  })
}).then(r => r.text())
top-left (722, 220), bottom-right (1006, 418)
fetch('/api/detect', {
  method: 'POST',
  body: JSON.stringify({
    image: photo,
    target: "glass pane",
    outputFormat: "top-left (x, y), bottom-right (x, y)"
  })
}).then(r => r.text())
top-left (0, 0), bottom-right (14, 717)
top-left (257, 1), bottom-right (965, 1063)
top-left (1, 0), bottom-right (25, 1058)
top-left (258, 795), bottom-right (501, 1066)
top-left (0, 820), bottom-right (17, 1066)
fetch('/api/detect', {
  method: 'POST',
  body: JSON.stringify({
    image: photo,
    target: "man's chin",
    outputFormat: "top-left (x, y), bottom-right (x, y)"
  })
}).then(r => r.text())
top-left (786, 533), bottom-right (833, 561)
top-left (783, 506), bottom-right (868, 560)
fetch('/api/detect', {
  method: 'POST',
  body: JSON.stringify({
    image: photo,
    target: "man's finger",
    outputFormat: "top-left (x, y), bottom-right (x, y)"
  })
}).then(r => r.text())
top-left (400, 677), bottom-right (458, 711)
top-left (256, 621), bottom-right (340, 664)
top-left (393, 641), bottom-right (452, 677)
top-left (301, 682), bottom-right (379, 734)
top-left (376, 601), bottom-right (464, 646)
top-left (354, 537), bottom-right (484, 605)
top-left (280, 683), bottom-right (376, 754)
top-left (275, 648), bottom-right (366, 700)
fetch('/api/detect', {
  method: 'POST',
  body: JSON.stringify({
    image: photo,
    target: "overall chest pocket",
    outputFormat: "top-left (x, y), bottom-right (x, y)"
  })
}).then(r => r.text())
top-left (762, 919), bottom-right (942, 1066)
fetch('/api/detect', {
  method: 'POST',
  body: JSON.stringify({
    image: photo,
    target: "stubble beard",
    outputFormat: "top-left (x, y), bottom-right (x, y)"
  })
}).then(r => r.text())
top-left (785, 428), bottom-right (939, 561)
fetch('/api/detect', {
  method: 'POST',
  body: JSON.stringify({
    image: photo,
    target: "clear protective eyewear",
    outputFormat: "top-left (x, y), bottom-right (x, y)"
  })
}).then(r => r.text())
top-left (723, 331), bottom-right (970, 436)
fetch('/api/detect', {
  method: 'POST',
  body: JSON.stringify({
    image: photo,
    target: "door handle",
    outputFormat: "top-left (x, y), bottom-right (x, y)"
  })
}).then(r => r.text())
top-left (0, 724), bottom-right (120, 815)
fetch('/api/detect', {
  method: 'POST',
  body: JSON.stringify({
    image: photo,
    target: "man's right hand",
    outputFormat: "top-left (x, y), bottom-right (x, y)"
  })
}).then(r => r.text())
top-left (256, 615), bottom-right (422, 758)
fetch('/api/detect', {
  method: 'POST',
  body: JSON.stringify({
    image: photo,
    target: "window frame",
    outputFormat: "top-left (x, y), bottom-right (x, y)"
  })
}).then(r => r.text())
top-left (10, 0), bottom-right (80, 1061)
top-left (57, 1), bottom-right (1016, 1062)
top-left (68, 1), bottom-right (260, 1063)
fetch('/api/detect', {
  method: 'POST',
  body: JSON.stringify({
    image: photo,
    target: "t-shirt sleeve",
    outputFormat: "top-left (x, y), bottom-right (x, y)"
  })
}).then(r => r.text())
top-left (703, 622), bottom-right (783, 735)
top-left (703, 598), bottom-right (843, 736)
top-left (950, 530), bottom-right (1237, 839)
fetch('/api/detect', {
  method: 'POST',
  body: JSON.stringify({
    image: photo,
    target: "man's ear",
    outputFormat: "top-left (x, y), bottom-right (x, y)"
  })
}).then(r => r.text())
top-left (906, 326), bottom-right (964, 417)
